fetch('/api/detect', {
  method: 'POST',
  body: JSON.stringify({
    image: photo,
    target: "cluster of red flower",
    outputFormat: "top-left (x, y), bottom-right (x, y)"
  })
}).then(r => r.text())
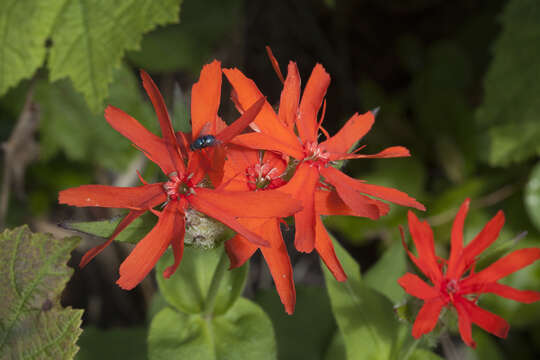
top-left (59, 54), bottom-right (539, 347)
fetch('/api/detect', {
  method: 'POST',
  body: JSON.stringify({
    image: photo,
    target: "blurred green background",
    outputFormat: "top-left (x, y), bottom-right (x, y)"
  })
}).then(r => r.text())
top-left (1, 0), bottom-right (539, 358)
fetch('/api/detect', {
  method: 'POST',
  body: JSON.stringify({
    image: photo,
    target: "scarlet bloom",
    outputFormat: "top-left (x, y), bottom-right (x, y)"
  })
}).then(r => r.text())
top-left (398, 199), bottom-right (540, 348)
top-left (59, 61), bottom-right (301, 290)
top-left (224, 60), bottom-right (424, 280)
top-left (221, 146), bottom-right (296, 314)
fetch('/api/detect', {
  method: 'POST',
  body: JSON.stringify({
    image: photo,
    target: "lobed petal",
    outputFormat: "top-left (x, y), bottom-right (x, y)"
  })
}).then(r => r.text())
top-left (320, 112), bottom-right (374, 154)
top-left (59, 183), bottom-right (166, 210)
top-left (216, 97), bottom-right (265, 144)
top-left (191, 60), bottom-right (222, 139)
top-left (461, 298), bottom-right (509, 340)
top-left (297, 64), bottom-right (330, 142)
top-left (231, 132), bottom-right (303, 159)
top-left (315, 217), bottom-right (346, 281)
top-left (411, 298), bottom-right (446, 339)
top-left (446, 199), bottom-right (470, 279)
top-left (407, 211), bottom-right (442, 284)
top-left (278, 62), bottom-right (301, 130)
top-left (163, 199), bottom-right (188, 278)
top-left (398, 273), bottom-right (440, 300)
top-left (463, 282), bottom-right (540, 303)
top-left (454, 300), bottom-right (475, 348)
top-left (225, 234), bottom-right (257, 269)
top-left (328, 146), bottom-right (410, 161)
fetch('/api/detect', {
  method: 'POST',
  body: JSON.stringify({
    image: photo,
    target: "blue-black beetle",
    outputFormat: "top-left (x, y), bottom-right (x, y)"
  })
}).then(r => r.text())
top-left (190, 134), bottom-right (218, 150)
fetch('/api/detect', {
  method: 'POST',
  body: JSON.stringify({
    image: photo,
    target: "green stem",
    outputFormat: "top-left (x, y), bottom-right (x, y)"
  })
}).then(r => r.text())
top-left (203, 248), bottom-right (229, 318)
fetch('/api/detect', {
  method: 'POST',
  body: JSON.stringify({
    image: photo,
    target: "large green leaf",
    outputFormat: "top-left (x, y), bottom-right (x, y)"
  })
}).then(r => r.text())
top-left (364, 241), bottom-right (406, 304)
top-left (525, 161), bottom-right (540, 232)
top-left (48, 0), bottom-right (183, 111)
top-left (156, 246), bottom-right (247, 315)
top-left (37, 65), bottom-right (156, 170)
top-left (0, 226), bottom-right (83, 359)
top-left (256, 285), bottom-right (336, 360)
top-left (0, 0), bottom-right (64, 95)
top-left (148, 298), bottom-right (276, 360)
top-left (323, 238), bottom-right (400, 360)
top-left (476, 0), bottom-right (540, 166)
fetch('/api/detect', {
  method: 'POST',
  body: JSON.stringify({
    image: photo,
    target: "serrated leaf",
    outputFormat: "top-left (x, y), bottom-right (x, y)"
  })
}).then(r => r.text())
top-left (0, 226), bottom-right (83, 359)
top-left (156, 246), bottom-right (247, 315)
top-left (256, 285), bottom-right (336, 360)
top-left (322, 238), bottom-right (400, 360)
top-left (148, 298), bottom-right (276, 360)
top-left (37, 65), bottom-right (156, 170)
top-left (63, 212), bottom-right (157, 244)
top-left (476, 0), bottom-right (540, 166)
top-left (525, 161), bottom-right (540, 232)
top-left (0, 0), bottom-right (64, 95)
top-left (48, 0), bottom-right (183, 111)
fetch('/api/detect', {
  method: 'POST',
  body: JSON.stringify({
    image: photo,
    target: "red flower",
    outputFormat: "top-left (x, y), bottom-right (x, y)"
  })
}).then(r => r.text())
top-left (221, 146), bottom-right (296, 314)
top-left (398, 199), bottom-right (540, 348)
top-left (59, 62), bottom-right (301, 290)
top-left (224, 60), bottom-right (424, 280)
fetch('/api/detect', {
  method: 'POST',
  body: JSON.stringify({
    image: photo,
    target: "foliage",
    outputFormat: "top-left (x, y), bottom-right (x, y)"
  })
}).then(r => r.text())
top-left (0, 226), bottom-right (82, 359)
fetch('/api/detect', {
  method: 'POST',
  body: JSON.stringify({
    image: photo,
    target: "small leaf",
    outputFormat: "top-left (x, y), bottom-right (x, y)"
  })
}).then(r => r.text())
top-left (0, 0), bottom-right (64, 95)
top-left (48, 0), bottom-right (183, 111)
top-left (409, 349), bottom-right (444, 360)
top-left (0, 226), bottom-right (83, 359)
top-left (76, 326), bottom-right (146, 360)
top-left (525, 161), bottom-right (540, 232)
top-left (148, 298), bottom-right (277, 360)
top-left (323, 238), bottom-right (400, 360)
top-left (256, 285), bottom-right (336, 360)
top-left (156, 246), bottom-right (247, 315)
top-left (364, 241), bottom-right (406, 304)
top-left (63, 212), bottom-right (157, 244)
top-left (476, 0), bottom-right (540, 166)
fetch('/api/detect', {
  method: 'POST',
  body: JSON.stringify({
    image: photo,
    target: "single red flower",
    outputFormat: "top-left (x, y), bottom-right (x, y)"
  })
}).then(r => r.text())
top-left (223, 60), bottom-right (424, 281)
top-left (220, 146), bottom-right (296, 314)
top-left (59, 62), bottom-right (301, 290)
top-left (398, 199), bottom-right (540, 348)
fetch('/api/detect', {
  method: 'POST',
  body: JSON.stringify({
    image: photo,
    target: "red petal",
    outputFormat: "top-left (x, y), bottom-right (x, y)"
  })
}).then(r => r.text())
top-left (116, 202), bottom-right (185, 290)
top-left (407, 211), bottom-right (442, 284)
top-left (320, 166), bottom-right (425, 211)
top-left (315, 189), bottom-right (389, 218)
top-left (104, 106), bottom-right (176, 175)
top-left (315, 217), bottom-right (346, 281)
top-left (80, 210), bottom-right (145, 268)
top-left (216, 97), bottom-right (265, 144)
top-left (223, 68), bottom-right (300, 151)
top-left (446, 199), bottom-right (470, 279)
top-left (464, 282), bottom-right (540, 303)
top-left (265, 46), bottom-right (285, 83)
top-left (225, 234), bottom-right (257, 268)
top-left (280, 163), bottom-right (319, 252)
top-left (59, 183), bottom-right (166, 210)
top-left (188, 194), bottom-right (269, 247)
top-left (163, 199), bottom-right (187, 278)
top-left (462, 247), bottom-right (540, 286)
top-left (319, 168), bottom-right (388, 220)
top-left (398, 273), bottom-right (440, 300)
top-left (195, 188), bottom-right (302, 218)
top-left (320, 112), bottom-right (374, 154)
top-left (297, 64), bottom-right (330, 142)
top-left (231, 132), bottom-right (304, 159)
top-left (411, 298), bottom-right (446, 339)
top-left (454, 300), bottom-right (475, 348)
top-left (278, 62), bottom-right (301, 130)
top-left (457, 211), bottom-right (505, 276)
top-left (328, 146), bottom-right (410, 161)
top-left (140, 70), bottom-right (185, 174)
top-left (191, 60), bottom-right (222, 139)
top-left (461, 298), bottom-right (509, 340)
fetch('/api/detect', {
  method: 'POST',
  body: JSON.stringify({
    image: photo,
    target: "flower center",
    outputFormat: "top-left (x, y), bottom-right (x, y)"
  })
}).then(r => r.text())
top-left (246, 161), bottom-right (286, 191)
top-left (163, 172), bottom-right (195, 200)
top-left (442, 278), bottom-right (460, 296)
top-left (303, 141), bottom-right (330, 166)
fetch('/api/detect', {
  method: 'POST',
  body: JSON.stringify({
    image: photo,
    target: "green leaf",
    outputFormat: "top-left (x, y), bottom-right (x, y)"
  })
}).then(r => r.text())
top-left (156, 246), bottom-right (247, 315)
top-left (364, 241), bottom-right (406, 304)
top-left (37, 65), bottom-right (156, 170)
top-left (323, 238), bottom-right (400, 360)
top-left (76, 326), bottom-right (146, 360)
top-left (48, 0), bottom-right (183, 111)
top-left (148, 298), bottom-right (277, 360)
top-left (63, 212), bottom-right (158, 244)
top-left (127, 0), bottom-right (242, 74)
top-left (0, 0), bottom-right (64, 95)
top-left (409, 349), bottom-right (444, 360)
top-left (256, 285), bottom-right (336, 360)
top-left (324, 332), bottom-right (347, 360)
top-left (476, 0), bottom-right (540, 166)
top-left (525, 161), bottom-right (540, 232)
top-left (0, 226), bottom-right (83, 359)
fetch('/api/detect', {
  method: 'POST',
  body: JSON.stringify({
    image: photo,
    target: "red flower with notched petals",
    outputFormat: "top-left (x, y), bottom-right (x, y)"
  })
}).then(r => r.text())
top-left (398, 199), bottom-right (540, 348)
top-left (59, 62), bottom-right (301, 290)
top-left (224, 60), bottom-right (424, 281)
